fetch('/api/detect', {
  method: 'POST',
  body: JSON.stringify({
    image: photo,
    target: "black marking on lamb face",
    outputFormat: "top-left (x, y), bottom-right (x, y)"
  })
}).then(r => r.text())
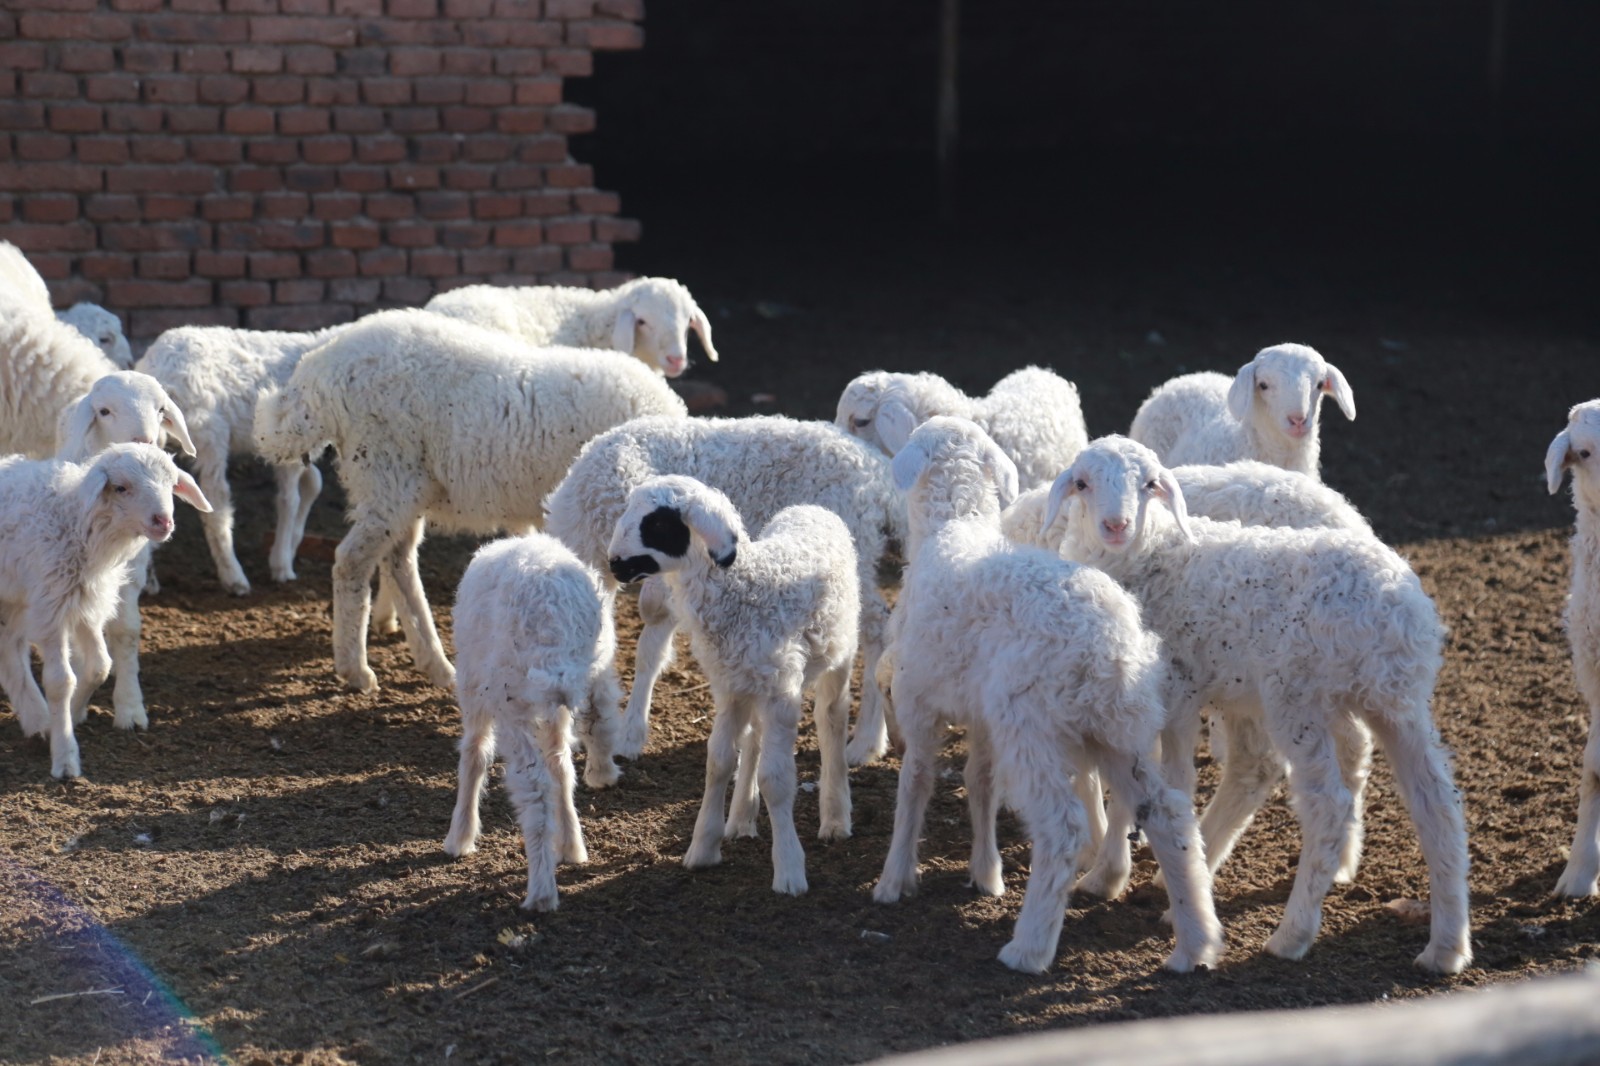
top-left (639, 505), bottom-right (690, 557)
top-left (712, 545), bottom-right (737, 569)
top-left (609, 555), bottom-right (660, 583)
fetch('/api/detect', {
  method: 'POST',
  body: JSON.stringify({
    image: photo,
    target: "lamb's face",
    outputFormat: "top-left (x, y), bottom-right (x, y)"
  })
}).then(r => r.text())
top-left (836, 374), bottom-right (892, 452)
top-left (61, 304), bottom-right (134, 370)
top-left (607, 475), bottom-right (739, 582)
top-left (1048, 436), bottom-right (1187, 553)
top-left (1230, 344), bottom-right (1355, 443)
top-left (75, 372), bottom-right (195, 457)
top-left (1547, 399), bottom-right (1600, 501)
top-left (621, 281), bottom-right (716, 378)
top-left (89, 443), bottom-right (212, 543)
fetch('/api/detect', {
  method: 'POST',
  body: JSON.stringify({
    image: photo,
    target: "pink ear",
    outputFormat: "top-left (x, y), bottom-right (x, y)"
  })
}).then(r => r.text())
top-left (173, 470), bottom-right (213, 513)
top-left (689, 304), bottom-right (718, 362)
top-left (1042, 468), bottom-right (1079, 534)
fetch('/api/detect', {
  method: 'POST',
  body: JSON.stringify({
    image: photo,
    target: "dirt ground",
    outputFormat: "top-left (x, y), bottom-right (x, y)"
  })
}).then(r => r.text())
top-left (3, 156), bottom-right (1599, 1065)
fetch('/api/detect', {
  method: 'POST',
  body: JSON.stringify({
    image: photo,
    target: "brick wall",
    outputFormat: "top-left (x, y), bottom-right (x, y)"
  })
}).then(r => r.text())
top-left (0, 0), bottom-right (644, 340)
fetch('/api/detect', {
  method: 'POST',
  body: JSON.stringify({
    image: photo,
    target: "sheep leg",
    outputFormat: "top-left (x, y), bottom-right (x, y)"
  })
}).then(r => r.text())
top-left (1197, 709), bottom-right (1283, 876)
top-left (758, 693), bottom-right (807, 895)
top-left (380, 516), bottom-right (454, 689)
top-left (502, 720), bottom-right (564, 912)
top-left (369, 570), bottom-right (400, 637)
top-left (443, 696), bottom-right (496, 858)
top-left (872, 701), bottom-right (940, 903)
top-left (1074, 762), bottom-right (1108, 867)
top-left (40, 628), bottom-right (81, 779)
top-left (618, 575), bottom-right (675, 758)
top-left (540, 710), bottom-right (586, 865)
top-left (724, 720), bottom-right (761, 838)
top-left (964, 722), bottom-right (1005, 897)
top-left (0, 630), bottom-right (47, 738)
top-left (1093, 741), bottom-right (1224, 973)
top-left (1262, 716), bottom-right (1350, 962)
top-left (813, 660), bottom-right (853, 842)
top-left (684, 691), bottom-right (751, 870)
top-left (269, 459), bottom-right (322, 583)
top-left (1333, 713), bottom-right (1374, 883)
top-left (107, 559), bottom-right (148, 731)
top-left (846, 592), bottom-right (891, 766)
top-left (67, 620), bottom-right (110, 726)
top-left (1558, 662), bottom-right (1600, 897)
top-left (1076, 787), bottom-right (1134, 901)
top-left (192, 434), bottom-right (250, 596)
top-left (994, 736), bottom-right (1089, 974)
top-left (576, 667), bottom-right (623, 790)
top-left (330, 512), bottom-right (393, 693)
top-left (1366, 712), bottom-right (1472, 975)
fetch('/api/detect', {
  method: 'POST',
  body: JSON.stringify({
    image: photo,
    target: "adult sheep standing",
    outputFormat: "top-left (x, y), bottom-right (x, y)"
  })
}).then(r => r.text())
top-left (253, 309), bottom-right (686, 694)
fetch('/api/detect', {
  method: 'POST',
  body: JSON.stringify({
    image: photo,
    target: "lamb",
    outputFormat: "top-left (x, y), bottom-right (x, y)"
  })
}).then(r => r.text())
top-left (425, 276), bottom-right (719, 378)
top-left (0, 444), bottom-right (211, 779)
top-left (608, 476), bottom-right (858, 893)
top-left (543, 414), bottom-right (905, 766)
top-left (1548, 400), bottom-right (1600, 897)
top-left (442, 533), bottom-right (623, 911)
top-left (836, 367), bottom-right (1088, 490)
top-left (1128, 343), bottom-right (1356, 478)
top-left (253, 309), bottom-right (687, 694)
top-left (0, 291), bottom-right (130, 459)
top-left (135, 323), bottom-right (345, 595)
top-left (873, 416), bottom-right (1221, 974)
top-left (1045, 436), bottom-right (1471, 973)
top-left (1, 242), bottom-right (133, 369)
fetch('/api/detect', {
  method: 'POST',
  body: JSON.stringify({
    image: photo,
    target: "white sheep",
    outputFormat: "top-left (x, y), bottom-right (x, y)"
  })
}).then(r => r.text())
top-left (425, 276), bottom-right (719, 378)
top-left (1549, 400), bottom-right (1600, 897)
top-left (443, 533), bottom-right (623, 911)
top-left (0, 291), bottom-right (129, 459)
top-left (544, 414), bottom-right (905, 766)
top-left (135, 323), bottom-right (345, 595)
top-left (0, 444), bottom-right (211, 778)
top-left (608, 476), bottom-right (859, 895)
top-left (1045, 436), bottom-right (1471, 974)
top-left (1128, 343), bottom-right (1356, 477)
top-left (836, 367), bottom-right (1088, 490)
top-left (253, 309), bottom-right (686, 694)
top-left (0, 242), bottom-right (133, 369)
top-left (873, 417), bottom-right (1221, 974)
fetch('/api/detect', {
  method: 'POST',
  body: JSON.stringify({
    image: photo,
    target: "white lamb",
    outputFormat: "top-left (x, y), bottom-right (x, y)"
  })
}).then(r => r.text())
top-left (425, 276), bottom-right (719, 378)
top-left (135, 323), bottom-right (346, 595)
top-left (836, 366), bottom-right (1088, 490)
top-left (0, 444), bottom-right (211, 779)
top-left (253, 309), bottom-right (686, 694)
top-left (0, 242), bottom-right (133, 369)
top-left (0, 291), bottom-right (135, 459)
top-left (544, 414), bottom-right (904, 766)
top-left (443, 533), bottom-right (623, 911)
top-left (1128, 343), bottom-right (1356, 477)
top-left (608, 476), bottom-right (859, 895)
top-left (873, 416), bottom-right (1221, 974)
top-left (1045, 436), bottom-right (1471, 973)
top-left (1549, 400), bottom-right (1600, 897)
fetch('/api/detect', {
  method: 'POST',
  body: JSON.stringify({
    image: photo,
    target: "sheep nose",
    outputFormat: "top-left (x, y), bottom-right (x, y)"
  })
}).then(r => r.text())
top-left (1103, 517), bottom-right (1130, 535)
top-left (132, 435), bottom-right (154, 445)
top-left (150, 514), bottom-right (174, 538)
top-left (1287, 413), bottom-right (1307, 428)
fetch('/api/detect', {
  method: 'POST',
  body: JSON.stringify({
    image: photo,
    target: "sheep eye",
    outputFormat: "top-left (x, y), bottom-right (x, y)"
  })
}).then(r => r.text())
top-left (98, 407), bottom-right (111, 416)
top-left (1074, 479), bottom-right (1087, 492)
top-left (1145, 479), bottom-right (1159, 491)
top-left (113, 484), bottom-right (128, 494)
top-left (1257, 382), bottom-right (1269, 391)
top-left (1582, 449), bottom-right (1593, 460)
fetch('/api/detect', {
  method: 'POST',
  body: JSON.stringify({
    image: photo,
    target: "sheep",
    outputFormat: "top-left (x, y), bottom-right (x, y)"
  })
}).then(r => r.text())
top-left (425, 276), bottom-right (719, 378)
top-left (253, 309), bottom-right (687, 694)
top-left (836, 366), bottom-right (1088, 490)
top-left (135, 323), bottom-right (346, 595)
top-left (609, 476), bottom-right (859, 895)
top-left (873, 416), bottom-right (1222, 974)
top-left (0, 444), bottom-right (211, 779)
top-left (1044, 436), bottom-right (1471, 973)
top-left (1548, 400), bottom-right (1600, 897)
top-left (0, 242), bottom-right (134, 369)
top-left (0, 291), bottom-right (129, 459)
top-left (443, 533), bottom-right (623, 911)
top-left (543, 414), bottom-right (905, 766)
top-left (1128, 343), bottom-right (1356, 478)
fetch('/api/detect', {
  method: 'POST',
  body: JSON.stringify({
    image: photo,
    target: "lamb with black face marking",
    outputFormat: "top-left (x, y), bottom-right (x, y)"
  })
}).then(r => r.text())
top-left (608, 475), bottom-right (859, 896)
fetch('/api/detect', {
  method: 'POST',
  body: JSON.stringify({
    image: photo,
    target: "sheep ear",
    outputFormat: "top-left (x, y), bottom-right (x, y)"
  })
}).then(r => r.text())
top-left (1546, 428), bottom-right (1574, 494)
top-left (78, 463), bottom-right (111, 510)
top-left (891, 439), bottom-right (931, 492)
top-left (58, 394), bottom-right (98, 457)
top-left (982, 440), bottom-right (1020, 510)
top-left (689, 303), bottom-right (718, 362)
top-left (1320, 364), bottom-right (1356, 420)
top-left (1154, 469), bottom-right (1193, 541)
top-left (1226, 362), bottom-right (1257, 420)
top-left (611, 308), bottom-right (637, 354)
top-left (173, 469), bottom-right (213, 513)
top-left (683, 495), bottom-right (739, 567)
top-left (875, 398), bottom-right (919, 455)
top-left (161, 404), bottom-right (197, 457)
top-left (1043, 468), bottom-right (1079, 534)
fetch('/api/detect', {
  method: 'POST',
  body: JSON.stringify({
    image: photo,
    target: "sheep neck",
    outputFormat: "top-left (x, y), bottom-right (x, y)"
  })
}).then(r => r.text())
top-left (1244, 414), bottom-right (1320, 477)
top-left (905, 474), bottom-right (1001, 558)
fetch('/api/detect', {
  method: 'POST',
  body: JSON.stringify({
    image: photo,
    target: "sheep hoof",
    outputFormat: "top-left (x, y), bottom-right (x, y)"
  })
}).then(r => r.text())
top-left (51, 749), bottom-right (82, 780)
top-left (442, 833), bottom-right (477, 858)
top-left (520, 889), bottom-right (559, 912)
top-left (559, 841), bottom-right (588, 866)
top-left (997, 938), bottom-right (1052, 974)
top-left (582, 759), bottom-right (621, 790)
top-left (270, 565), bottom-right (298, 583)
top-left (1163, 939), bottom-right (1222, 974)
top-left (1554, 862), bottom-right (1600, 899)
top-left (112, 705), bottom-right (148, 732)
top-left (370, 616), bottom-right (400, 637)
top-left (1414, 942), bottom-right (1470, 975)
top-left (1075, 867), bottom-right (1130, 900)
top-left (723, 816), bottom-right (759, 840)
top-left (338, 666), bottom-right (379, 693)
top-left (683, 840), bottom-right (722, 870)
top-left (426, 662), bottom-right (456, 690)
top-left (772, 870), bottom-right (809, 896)
top-left (969, 865), bottom-right (1005, 898)
top-left (845, 733), bottom-right (887, 767)
top-left (817, 819), bottom-right (852, 842)
top-left (1263, 923), bottom-right (1316, 961)
top-left (871, 875), bottom-right (914, 904)
top-left (70, 702), bottom-right (90, 726)
top-left (220, 575), bottom-right (251, 596)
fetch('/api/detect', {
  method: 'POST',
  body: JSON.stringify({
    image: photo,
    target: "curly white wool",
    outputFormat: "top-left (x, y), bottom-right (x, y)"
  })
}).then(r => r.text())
top-left (0, 242), bottom-right (133, 369)
top-left (253, 308), bottom-right (686, 695)
top-left (836, 366), bottom-right (1088, 490)
top-left (443, 533), bottom-right (623, 911)
top-left (1048, 435), bottom-right (1470, 974)
top-left (874, 417), bottom-right (1222, 974)
top-left (1128, 343), bottom-right (1356, 478)
top-left (544, 414), bottom-right (905, 766)
top-left (608, 476), bottom-right (858, 895)
top-left (0, 292), bottom-right (126, 460)
top-left (426, 276), bottom-right (718, 378)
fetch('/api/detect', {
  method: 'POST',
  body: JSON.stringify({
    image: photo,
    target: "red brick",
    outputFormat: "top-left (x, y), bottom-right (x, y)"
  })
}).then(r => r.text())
top-left (492, 50), bottom-right (542, 77)
top-left (50, 106), bottom-right (104, 134)
top-left (492, 0), bottom-right (539, 14)
top-left (229, 168), bottom-right (285, 192)
top-left (493, 221), bottom-right (542, 247)
top-left (251, 16), bottom-right (357, 46)
top-left (545, 0), bottom-right (594, 16)
top-left (411, 135), bottom-right (459, 164)
top-left (409, 249), bottom-right (457, 277)
top-left (25, 73), bottom-right (81, 99)
top-left (285, 45), bottom-right (336, 75)
top-left (329, 277), bottom-right (380, 302)
top-left (106, 278), bottom-right (213, 307)
top-left (247, 251), bottom-right (302, 278)
top-left (386, 222), bottom-right (436, 247)
top-left (308, 78), bottom-right (357, 106)
top-left (545, 49), bottom-right (592, 77)
top-left (441, 106), bottom-right (492, 134)
top-left (247, 305), bottom-right (348, 331)
top-left (573, 19), bottom-right (644, 51)
top-left (85, 75), bottom-right (140, 103)
top-left (15, 133), bottom-right (71, 162)
top-left (146, 77), bottom-right (199, 105)
top-left (387, 0), bottom-right (437, 16)
top-left (573, 190), bottom-right (620, 214)
top-left (389, 164), bottom-right (440, 190)
top-left (106, 104), bottom-right (164, 133)
top-left (544, 218), bottom-right (590, 244)
top-left (463, 19), bottom-right (559, 47)
top-left (413, 77), bottom-right (465, 106)
top-left (566, 244), bottom-right (613, 272)
top-left (443, 166), bottom-right (493, 191)
top-left (333, 0), bottom-right (382, 13)
top-left (23, 195), bottom-right (80, 223)
top-left (178, 44), bottom-right (232, 73)
top-left (516, 135), bottom-right (567, 163)
top-left (281, 0), bottom-right (331, 13)
top-left (138, 251), bottom-right (193, 279)
top-left (440, 223), bottom-right (489, 249)
top-left (472, 193), bottom-right (522, 220)
top-left (594, 216), bottom-right (640, 243)
top-left (19, 13), bottom-right (134, 41)
top-left (198, 75), bottom-right (250, 105)
top-left (333, 105), bottom-right (385, 133)
top-left (191, 135), bottom-right (244, 164)
top-left (254, 220), bottom-right (326, 248)
top-left (305, 248), bottom-right (355, 277)
top-left (548, 104), bottom-right (594, 134)
top-left (463, 81), bottom-right (512, 108)
top-left (0, 44), bottom-right (47, 72)
top-left (278, 107), bottom-right (331, 135)
top-left (173, 0), bottom-right (225, 8)
top-left (203, 193), bottom-right (256, 220)
top-left (101, 221), bottom-right (212, 251)
top-left (596, 0), bottom-right (643, 18)
top-left (195, 250), bottom-right (247, 277)
top-left (144, 195), bottom-right (199, 220)
top-left (106, 165), bottom-right (213, 195)
top-left (330, 221), bottom-right (381, 249)
top-left (225, 108), bottom-right (275, 134)
top-left (285, 167), bottom-right (337, 192)
top-left (444, 0), bottom-right (493, 15)
top-left (389, 48), bottom-right (440, 76)
top-left (462, 135), bottom-right (514, 163)
top-left (389, 107), bottom-right (439, 133)
top-left (496, 108), bottom-right (547, 135)
top-left (168, 106), bottom-right (222, 133)
top-left (416, 190), bottom-right (469, 219)
top-left (513, 78), bottom-right (562, 106)
top-left (123, 45), bottom-right (176, 74)
top-left (247, 140), bottom-right (299, 165)
top-left (132, 306), bottom-right (239, 338)
top-left (143, 15), bottom-right (248, 44)
top-left (495, 165), bottom-right (543, 190)
top-left (0, 161), bottom-right (103, 193)
top-left (363, 193), bottom-right (412, 220)
top-left (0, 103), bottom-right (44, 130)
top-left (132, 136), bottom-right (188, 163)
top-left (359, 248), bottom-right (405, 275)
top-left (359, 77), bottom-right (408, 106)
top-left (254, 77), bottom-right (306, 105)
top-left (60, 45), bottom-right (117, 74)
top-left (337, 166), bottom-right (385, 192)
top-left (86, 194), bottom-right (141, 223)
top-left (460, 249), bottom-right (509, 274)
top-left (355, 136), bottom-right (406, 164)
top-left (221, 279), bottom-right (272, 305)
top-left (312, 192), bottom-right (362, 220)
top-left (226, 0), bottom-right (277, 10)
top-left (0, 197), bottom-right (11, 224)
top-left (299, 136), bottom-right (351, 165)
top-left (442, 49), bottom-right (493, 77)
top-left (545, 163), bottom-right (592, 188)
top-left (231, 46), bottom-right (283, 73)
top-left (275, 277), bottom-right (324, 302)
top-left (113, 0), bottom-right (167, 11)
top-left (260, 191), bottom-right (311, 217)
top-left (509, 246), bottom-right (561, 273)
top-left (82, 252), bottom-right (136, 279)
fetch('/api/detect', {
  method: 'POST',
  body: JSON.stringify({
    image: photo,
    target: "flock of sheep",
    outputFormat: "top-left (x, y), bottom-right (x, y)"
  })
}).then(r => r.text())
top-left (1, 239), bottom-right (1597, 981)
